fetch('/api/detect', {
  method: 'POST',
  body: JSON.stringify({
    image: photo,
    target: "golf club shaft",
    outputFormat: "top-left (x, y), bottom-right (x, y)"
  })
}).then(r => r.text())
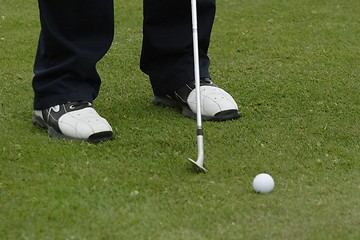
top-left (191, 0), bottom-right (202, 131)
top-left (191, 0), bottom-right (205, 164)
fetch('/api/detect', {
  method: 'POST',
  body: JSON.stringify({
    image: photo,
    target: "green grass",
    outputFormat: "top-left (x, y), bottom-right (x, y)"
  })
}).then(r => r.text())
top-left (1, 0), bottom-right (360, 239)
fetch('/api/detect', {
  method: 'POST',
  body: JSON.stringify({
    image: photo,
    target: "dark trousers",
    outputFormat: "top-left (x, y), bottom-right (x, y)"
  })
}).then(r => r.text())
top-left (33, 0), bottom-right (216, 110)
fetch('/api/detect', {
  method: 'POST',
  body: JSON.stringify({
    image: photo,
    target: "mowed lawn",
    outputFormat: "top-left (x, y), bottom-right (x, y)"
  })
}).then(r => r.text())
top-left (0, 0), bottom-right (359, 239)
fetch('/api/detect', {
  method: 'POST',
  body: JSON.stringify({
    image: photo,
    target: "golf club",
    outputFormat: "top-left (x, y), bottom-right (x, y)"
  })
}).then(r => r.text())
top-left (187, 0), bottom-right (208, 173)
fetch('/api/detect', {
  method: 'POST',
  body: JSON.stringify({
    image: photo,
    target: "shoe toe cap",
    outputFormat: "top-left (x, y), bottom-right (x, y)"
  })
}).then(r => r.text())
top-left (58, 108), bottom-right (113, 140)
top-left (187, 86), bottom-right (238, 117)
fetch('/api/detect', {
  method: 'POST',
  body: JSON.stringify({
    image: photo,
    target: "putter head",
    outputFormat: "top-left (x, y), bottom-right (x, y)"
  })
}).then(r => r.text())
top-left (188, 158), bottom-right (208, 173)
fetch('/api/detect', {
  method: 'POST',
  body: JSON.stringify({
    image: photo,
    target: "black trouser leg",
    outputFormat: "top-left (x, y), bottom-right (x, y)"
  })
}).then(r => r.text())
top-left (33, 0), bottom-right (114, 110)
top-left (140, 0), bottom-right (216, 96)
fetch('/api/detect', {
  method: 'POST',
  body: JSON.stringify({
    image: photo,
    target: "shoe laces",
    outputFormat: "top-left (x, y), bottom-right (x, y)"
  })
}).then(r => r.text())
top-left (68, 101), bottom-right (92, 110)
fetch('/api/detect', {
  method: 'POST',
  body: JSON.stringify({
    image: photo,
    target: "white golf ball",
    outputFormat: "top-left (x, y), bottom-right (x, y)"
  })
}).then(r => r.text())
top-left (253, 173), bottom-right (275, 193)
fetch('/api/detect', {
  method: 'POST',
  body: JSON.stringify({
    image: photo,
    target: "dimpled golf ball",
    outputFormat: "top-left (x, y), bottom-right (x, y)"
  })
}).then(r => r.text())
top-left (253, 173), bottom-right (275, 193)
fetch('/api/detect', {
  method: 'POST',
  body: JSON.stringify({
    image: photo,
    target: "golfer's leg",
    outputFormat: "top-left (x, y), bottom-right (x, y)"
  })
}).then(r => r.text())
top-left (140, 0), bottom-right (216, 96)
top-left (33, 0), bottom-right (114, 110)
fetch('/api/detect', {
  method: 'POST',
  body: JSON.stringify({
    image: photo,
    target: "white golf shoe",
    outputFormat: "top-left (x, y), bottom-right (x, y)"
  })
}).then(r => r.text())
top-left (154, 78), bottom-right (240, 121)
top-left (32, 101), bottom-right (113, 143)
